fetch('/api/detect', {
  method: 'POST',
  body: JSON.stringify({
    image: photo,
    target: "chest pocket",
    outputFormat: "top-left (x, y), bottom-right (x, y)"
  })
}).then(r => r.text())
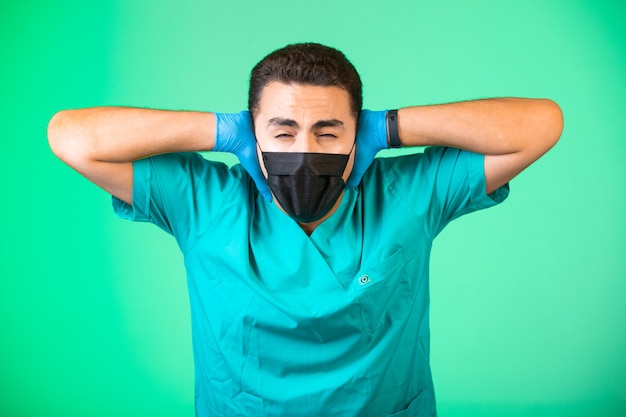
top-left (354, 248), bottom-right (412, 333)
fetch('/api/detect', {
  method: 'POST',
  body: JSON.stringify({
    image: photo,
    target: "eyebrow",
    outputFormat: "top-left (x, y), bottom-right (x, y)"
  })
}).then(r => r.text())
top-left (266, 117), bottom-right (345, 130)
top-left (312, 119), bottom-right (344, 130)
top-left (267, 117), bottom-right (299, 128)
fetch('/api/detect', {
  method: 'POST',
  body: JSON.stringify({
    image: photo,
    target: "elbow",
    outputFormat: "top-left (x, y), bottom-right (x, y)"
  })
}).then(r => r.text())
top-left (47, 110), bottom-right (69, 160)
top-left (519, 99), bottom-right (563, 159)
top-left (541, 99), bottom-right (564, 149)
top-left (47, 110), bottom-right (87, 166)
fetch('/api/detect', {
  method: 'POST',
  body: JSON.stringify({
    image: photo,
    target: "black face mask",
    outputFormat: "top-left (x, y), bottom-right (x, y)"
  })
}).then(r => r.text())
top-left (261, 151), bottom-right (351, 223)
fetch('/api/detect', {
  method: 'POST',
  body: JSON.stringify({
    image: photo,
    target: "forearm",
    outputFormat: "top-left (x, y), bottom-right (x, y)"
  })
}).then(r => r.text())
top-left (397, 98), bottom-right (563, 156)
top-left (48, 106), bottom-right (216, 164)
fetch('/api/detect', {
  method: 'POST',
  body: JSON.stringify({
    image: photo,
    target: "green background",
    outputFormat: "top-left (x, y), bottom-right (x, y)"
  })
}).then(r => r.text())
top-left (1, 0), bottom-right (624, 416)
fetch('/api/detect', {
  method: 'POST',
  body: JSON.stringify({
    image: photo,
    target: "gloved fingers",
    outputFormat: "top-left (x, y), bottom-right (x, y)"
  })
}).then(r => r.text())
top-left (241, 152), bottom-right (272, 202)
top-left (347, 109), bottom-right (388, 187)
top-left (247, 166), bottom-right (273, 202)
top-left (346, 147), bottom-right (369, 188)
top-left (213, 111), bottom-right (272, 200)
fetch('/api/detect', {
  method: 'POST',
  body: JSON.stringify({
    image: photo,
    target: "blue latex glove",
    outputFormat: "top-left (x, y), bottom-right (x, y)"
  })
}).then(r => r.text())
top-left (346, 110), bottom-right (388, 188)
top-left (214, 111), bottom-right (272, 202)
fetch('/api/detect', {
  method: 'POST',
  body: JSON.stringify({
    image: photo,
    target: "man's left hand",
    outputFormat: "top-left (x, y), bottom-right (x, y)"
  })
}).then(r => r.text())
top-left (346, 110), bottom-right (388, 187)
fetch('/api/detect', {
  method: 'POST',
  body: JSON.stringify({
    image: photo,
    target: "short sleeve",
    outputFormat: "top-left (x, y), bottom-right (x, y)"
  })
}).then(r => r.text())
top-left (112, 152), bottom-right (248, 251)
top-left (369, 146), bottom-right (509, 238)
top-left (430, 147), bottom-right (508, 227)
top-left (112, 156), bottom-right (154, 223)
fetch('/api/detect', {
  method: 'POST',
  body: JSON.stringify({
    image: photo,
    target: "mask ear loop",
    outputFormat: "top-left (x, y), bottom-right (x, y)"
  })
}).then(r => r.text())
top-left (255, 140), bottom-right (270, 181)
top-left (342, 138), bottom-right (357, 181)
top-left (348, 138), bottom-right (356, 156)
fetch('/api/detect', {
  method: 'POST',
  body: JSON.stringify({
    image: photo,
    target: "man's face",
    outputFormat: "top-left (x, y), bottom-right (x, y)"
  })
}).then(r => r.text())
top-left (252, 81), bottom-right (357, 226)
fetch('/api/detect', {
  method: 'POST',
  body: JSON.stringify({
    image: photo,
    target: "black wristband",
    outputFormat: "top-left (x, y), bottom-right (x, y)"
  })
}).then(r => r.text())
top-left (386, 110), bottom-right (401, 148)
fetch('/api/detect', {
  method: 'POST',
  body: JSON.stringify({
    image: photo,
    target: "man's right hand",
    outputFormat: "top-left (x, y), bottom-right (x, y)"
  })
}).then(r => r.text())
top-left (214, 111), bottom-right (272, 202)
top-left (48, 106), bottom-right (273, 206)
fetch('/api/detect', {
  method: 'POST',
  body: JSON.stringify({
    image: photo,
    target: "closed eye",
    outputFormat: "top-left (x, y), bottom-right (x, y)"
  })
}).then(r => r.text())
top-left (274, 133), bottom-right (295, 139)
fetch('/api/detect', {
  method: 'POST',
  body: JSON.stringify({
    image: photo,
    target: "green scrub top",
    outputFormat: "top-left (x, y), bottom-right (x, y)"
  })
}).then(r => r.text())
top-left (113, 146), bottom-right (508, 417)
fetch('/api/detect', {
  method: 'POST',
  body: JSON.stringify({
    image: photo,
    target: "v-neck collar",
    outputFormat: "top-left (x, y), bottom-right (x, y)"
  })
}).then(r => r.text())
top-left (308, 187), bottom-right (358, 240)
top-left (259, 187), bottom-right (359, 239)
top-left (252, 187), bottom-right (361, 290)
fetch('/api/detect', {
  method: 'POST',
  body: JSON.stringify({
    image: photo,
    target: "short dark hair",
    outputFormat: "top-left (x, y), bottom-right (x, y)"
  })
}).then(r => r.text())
top-left (248, 43), bottom-right (362, 119)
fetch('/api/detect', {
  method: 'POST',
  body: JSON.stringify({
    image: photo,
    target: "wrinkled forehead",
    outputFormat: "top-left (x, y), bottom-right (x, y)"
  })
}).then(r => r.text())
top-left (254, 82), bottom-right (357, 127)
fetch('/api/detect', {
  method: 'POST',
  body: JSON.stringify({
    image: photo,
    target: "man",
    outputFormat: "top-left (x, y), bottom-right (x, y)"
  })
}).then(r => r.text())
top-left (48, 43), bottom-right (563, 416)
